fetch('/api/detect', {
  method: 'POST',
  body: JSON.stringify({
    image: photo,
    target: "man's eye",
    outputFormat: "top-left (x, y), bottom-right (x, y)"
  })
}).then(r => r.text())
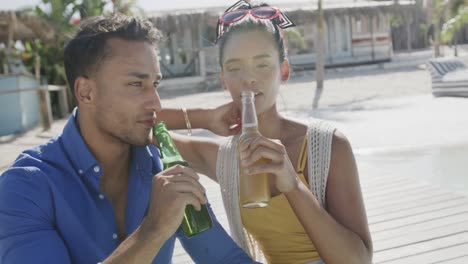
top-left (258, 64), bottom-right (268, 68)
top-left (228, 67), bottom-right (240, 72)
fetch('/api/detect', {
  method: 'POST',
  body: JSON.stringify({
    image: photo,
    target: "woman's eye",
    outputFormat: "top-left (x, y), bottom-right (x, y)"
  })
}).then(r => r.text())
top-left (129, 81), bottom-right (143, 87)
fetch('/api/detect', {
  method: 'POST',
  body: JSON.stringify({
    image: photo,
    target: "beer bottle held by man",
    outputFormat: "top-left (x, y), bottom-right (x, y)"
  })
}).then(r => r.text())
top-left (153, 122), bottom-right (213, 237)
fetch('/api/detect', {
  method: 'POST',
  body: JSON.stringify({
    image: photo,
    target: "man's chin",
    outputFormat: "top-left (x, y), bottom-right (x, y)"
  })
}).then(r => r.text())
top-left (129, 137), bottom-right (152, 147)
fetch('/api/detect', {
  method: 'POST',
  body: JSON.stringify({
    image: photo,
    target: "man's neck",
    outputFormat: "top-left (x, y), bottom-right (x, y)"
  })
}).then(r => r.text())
top-left (77, 109), bottom-right (131, 180)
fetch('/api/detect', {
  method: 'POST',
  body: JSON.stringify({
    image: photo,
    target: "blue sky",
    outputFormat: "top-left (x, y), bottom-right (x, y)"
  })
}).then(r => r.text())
top-left (2, 0), bottom-right (312, 12)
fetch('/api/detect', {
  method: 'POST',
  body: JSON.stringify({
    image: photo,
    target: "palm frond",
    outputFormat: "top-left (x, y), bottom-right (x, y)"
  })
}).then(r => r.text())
top-left (441, 6), bottom-right (468, 42)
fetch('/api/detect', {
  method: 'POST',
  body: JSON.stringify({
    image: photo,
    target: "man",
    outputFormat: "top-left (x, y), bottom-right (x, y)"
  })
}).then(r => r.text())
top-left (0, 14), bottom-right (258, 264)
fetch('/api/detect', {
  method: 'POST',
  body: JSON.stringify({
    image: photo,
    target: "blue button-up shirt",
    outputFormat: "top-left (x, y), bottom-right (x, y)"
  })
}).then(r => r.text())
top-left (0, 110), bottom-right (258, 264)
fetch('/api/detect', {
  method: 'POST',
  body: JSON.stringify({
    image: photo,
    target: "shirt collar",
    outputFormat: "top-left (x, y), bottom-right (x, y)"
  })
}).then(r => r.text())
top-left (61, 108), bottom-right (159, 180)
top-left (62, 108), bottom-right (99, 176)
top-left (131, 144), bottom-right (160, 177)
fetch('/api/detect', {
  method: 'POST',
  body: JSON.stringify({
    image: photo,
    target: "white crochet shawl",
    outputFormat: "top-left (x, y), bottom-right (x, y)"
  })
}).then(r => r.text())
top-left (216, 120), bottom-right (335, 262)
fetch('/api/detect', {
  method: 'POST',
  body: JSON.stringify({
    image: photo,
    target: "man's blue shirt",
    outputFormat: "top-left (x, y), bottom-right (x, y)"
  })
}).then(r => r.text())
top-left (0, 110), bottom-right (257, 264)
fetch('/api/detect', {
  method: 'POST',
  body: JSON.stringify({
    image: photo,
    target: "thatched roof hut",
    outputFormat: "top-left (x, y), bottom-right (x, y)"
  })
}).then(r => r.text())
top-left (0, 10), bottom-right (55, 44)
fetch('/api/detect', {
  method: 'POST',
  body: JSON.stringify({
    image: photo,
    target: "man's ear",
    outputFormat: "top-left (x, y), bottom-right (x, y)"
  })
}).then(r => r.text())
top-left (74, 76), bottom-right (94, 104)
top-left (281, 59), bottom-right (290, 82)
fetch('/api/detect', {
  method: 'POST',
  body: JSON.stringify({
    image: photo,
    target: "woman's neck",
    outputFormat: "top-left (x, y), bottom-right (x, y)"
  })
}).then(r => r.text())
top-left (256, 104), bottom-right (285, 140)
top-left (255, 104), bottom-right (305, 143)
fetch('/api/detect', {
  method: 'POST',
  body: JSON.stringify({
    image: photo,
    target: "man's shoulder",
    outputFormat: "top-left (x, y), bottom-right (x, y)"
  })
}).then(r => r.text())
top-left (0, 164), bottom-right (51, 194)
top-left (1, 137), bottom-right (67, 188)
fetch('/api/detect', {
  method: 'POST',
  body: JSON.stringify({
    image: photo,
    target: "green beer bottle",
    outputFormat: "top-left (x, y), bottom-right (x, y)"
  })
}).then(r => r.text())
top-left (153, 122), bottom-right (213, 238)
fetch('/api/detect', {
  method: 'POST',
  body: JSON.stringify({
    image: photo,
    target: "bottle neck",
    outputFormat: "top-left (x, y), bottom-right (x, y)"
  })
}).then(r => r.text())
top-left (153, 122), bottom-right (185, 165)
top-left (241, 92), bottom-right (258, 132)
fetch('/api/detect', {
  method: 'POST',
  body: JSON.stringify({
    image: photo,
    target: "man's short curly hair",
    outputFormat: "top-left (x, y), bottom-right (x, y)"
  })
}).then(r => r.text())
top-left (64, 14), bottom-right (162, 94)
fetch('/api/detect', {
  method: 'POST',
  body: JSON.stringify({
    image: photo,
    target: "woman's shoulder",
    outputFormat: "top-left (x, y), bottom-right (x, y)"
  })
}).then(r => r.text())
top-left (305, 119), bottom-right (350, 153)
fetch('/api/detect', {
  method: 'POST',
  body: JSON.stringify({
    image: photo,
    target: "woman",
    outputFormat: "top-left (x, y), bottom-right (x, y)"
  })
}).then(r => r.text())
top-left (158, 1), bottom-right (373, 263)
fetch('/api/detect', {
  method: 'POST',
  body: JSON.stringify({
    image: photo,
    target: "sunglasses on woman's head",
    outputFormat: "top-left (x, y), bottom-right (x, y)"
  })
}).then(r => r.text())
top-left (215, 0), bottom-right (296, 43)
top-left (219, 7), bottom-right (282, 25)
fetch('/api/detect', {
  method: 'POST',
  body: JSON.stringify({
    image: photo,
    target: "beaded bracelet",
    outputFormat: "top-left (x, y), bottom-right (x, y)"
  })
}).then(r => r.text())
top-left (181, 108), bottom-right (192, 136)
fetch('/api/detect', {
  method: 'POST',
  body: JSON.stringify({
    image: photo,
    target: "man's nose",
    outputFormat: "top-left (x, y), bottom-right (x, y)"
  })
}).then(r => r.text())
top-left (145, 88), bottom-right (162, 112)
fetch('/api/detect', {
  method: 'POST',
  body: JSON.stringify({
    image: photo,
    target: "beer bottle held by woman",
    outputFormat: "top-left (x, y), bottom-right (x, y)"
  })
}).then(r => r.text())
top-left (153, 122), bottom-right (213, 237)
top-left (238, 90), bottom-right (271, 208)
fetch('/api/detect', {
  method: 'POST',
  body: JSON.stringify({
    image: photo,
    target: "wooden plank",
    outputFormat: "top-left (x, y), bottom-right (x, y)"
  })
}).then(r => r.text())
top-left (361, 176), bottom-right (413, 190)
top-left (370, 205), bottom-right (468, 233)
top-left (363, 181), bottom-right (429, 197)
top-left (365, 186), bottom-right (441, 207)
top-left (369, 198), bottom-right (468, 225)
top-left (361, 176), bottom-right (409, 187)
top-left (368, 193), bottom-right (462, 218)
top-left (364, 184), bottom-right (435, 201)
top-left (374, 220), bottom-right (468, 251)
top-left (435, 255), bottom-right (468, 263)
top-left (374, 232), bottom-right (468, 263)
top-left (376, 243), bottom-right (468, 264)
top-left (373, 212), bottom-right (468, 242)
top-left (365, 189), bottom-right (452, 212)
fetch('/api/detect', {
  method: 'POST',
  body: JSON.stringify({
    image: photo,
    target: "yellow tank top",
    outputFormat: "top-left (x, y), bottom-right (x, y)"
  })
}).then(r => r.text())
top-left (240, 136), bottom-right (321, 264)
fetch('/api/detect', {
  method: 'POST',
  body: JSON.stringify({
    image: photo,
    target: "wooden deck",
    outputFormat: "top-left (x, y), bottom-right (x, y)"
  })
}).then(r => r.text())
top-left (173, 173), bottom-right (468, 263)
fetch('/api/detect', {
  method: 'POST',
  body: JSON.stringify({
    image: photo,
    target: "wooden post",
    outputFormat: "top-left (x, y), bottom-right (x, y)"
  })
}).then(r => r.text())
top-left (349, 14), bottom-right (355, 58)
top-left (5, 11), bottom-right (17, 74)
top-left (38, 86), bottom-right (52, 131)
top-left (313, 0), bottom-right (325, 110)
top-left (370, 13), bottom-right (375, 60)
top-left (406, 13), bottom-right (413, 54)
top-left (35, 54), bottom-right (40, 81)
top-left (326, 15), bottom-right (333, 64)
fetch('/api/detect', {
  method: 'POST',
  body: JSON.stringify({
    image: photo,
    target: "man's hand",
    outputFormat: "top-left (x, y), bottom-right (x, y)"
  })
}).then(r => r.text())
top-left (207, 101), bottom-right (241, 136)
top-left (144, 165), bottom-right (207, 240)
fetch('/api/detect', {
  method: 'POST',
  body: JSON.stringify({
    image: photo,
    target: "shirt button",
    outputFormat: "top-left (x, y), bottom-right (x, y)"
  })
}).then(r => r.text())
top-left (94, 166), bottom-right (100, 173)
top-left (112, 233), bottom-right (118, 240)
top-left (98, 194), bottom-right (105, 200)
top-left (78, 169), bottom-right (83, 175)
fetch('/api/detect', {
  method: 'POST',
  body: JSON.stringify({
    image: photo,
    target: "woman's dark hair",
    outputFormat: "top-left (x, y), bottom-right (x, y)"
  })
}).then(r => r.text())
top-left (217, 5), bottom-right (287, 68)
top-left (64, 13), bottom-right (162, 95)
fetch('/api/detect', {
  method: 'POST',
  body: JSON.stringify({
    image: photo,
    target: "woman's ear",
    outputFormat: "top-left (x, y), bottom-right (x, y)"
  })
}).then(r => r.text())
top-left (281, 59), bottom-right (290, 82)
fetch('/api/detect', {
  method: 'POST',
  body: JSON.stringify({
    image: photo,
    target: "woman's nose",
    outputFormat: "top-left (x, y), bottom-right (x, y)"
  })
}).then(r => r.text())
top-left (241, 71), bottom-right (257, 88)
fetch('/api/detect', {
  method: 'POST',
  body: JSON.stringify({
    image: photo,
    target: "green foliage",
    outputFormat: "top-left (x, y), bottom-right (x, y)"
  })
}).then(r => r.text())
top-left (19, 0), bottom-right (141, 85)
top-left (431, 0), bottom-right (468, 44)
top-left (284, 28), bottom-right (307, 50)
top-left (22, 39), bottom-right (66, 84)
top-left (441, 6), bottom-right (468, 42)
top-left (390, 14), bottom-right (404, 27)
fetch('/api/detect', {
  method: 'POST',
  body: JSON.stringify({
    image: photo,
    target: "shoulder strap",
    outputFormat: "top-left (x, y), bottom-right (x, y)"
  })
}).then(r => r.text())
top-left (296, 135), bottom-right (308, 174)
top-left (307, 120), bottom-right (336, 208)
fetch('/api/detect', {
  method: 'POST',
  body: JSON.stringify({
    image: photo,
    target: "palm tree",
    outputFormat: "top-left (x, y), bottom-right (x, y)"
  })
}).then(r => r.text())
top-left (441, 0), bottom-right (468, 55)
